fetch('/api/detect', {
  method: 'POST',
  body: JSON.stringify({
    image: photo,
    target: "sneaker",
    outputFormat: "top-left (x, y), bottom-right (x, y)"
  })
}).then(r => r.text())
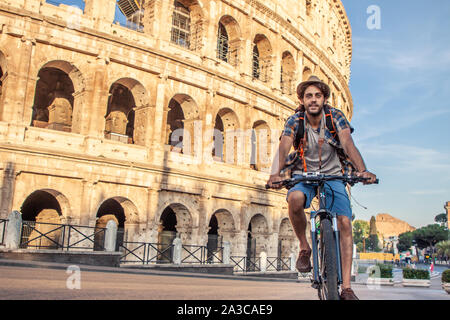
top-left (296, 249), bottom-right (312, 272)
top-left (340, 288), bottom-right (359, 300)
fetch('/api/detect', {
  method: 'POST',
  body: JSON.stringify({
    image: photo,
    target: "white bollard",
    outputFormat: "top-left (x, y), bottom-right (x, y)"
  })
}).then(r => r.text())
top-left (104, 220), bottom-right (118, 252)
top-left (5, 211), bottom-right (22, 250)
top-left (172, 237), bottom-right (182, 265)
top-left (260, 251), bottom-right (267, 272)
top-left (223, 241), bottom-right (231, 264)
top-left (290, 252), bottom-right (296, 272)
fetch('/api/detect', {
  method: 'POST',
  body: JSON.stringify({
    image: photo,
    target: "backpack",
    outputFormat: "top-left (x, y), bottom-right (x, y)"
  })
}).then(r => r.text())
top-left (283, 104), bottom-right (355, 174)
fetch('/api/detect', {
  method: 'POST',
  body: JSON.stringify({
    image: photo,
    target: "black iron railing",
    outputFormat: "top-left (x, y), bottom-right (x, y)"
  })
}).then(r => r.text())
top-left (0, 219), bottom-right (7, 245)
top-left (230, 256), bottom-right (261, 273)
top-left (181, 245), bottom-right (224, 264)
top-left (119, 242), bottom-right (174, 264)
top-left (119, 242), bottom-right (224, 265)
top-left (20, 220), bottom-right (106, 251)
top-left (266, 257), bottom-right (291, 271)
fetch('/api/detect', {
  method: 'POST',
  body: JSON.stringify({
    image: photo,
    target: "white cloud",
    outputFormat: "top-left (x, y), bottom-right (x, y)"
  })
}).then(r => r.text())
top-left (359, 143), bottom-right (450, 175)
top-left (352, 37), bottom-right (450, 72)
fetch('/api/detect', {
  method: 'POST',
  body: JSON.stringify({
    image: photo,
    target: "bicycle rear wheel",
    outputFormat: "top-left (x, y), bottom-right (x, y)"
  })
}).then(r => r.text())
top-left (318, 218), bottom-right (340, 300)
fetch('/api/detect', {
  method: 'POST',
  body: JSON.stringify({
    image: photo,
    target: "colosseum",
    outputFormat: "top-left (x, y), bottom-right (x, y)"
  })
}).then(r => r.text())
top-left (0, 0), bottom-right (353, 269)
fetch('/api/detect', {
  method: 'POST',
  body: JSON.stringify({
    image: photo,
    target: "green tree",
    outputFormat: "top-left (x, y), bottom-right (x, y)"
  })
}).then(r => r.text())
top-left (435, 240), bottom-right (450, 259)
top-left (352, 220), bottom-right (369, 245)
top-left (412, 224), bottom-right (449, 250)
top-left (366, 216), bottom-right (381, 252)
top-left (434, 213), bottom-right (448, 227)
top-left (397, 231), bottom-right (413, 252)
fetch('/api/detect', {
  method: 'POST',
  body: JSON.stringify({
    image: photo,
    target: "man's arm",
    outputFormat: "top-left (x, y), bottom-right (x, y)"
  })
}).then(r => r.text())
top-left (337, 128), bottom-right (377, 184)
top-left (267, 136), bottom-right (294, 188)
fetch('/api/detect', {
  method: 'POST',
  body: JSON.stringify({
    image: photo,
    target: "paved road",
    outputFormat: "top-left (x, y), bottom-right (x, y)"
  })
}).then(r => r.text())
top-left (0, 264), bottom-right (448, 301)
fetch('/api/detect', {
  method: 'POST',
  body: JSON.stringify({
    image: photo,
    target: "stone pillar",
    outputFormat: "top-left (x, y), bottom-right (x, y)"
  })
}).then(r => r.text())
top-left (11, 36), bottom-right (36, 125)
top-left (134, 105), bottom-right (154, 147)
top-left (0, 162), bottom-right (16, 218)
top-left (150, 81), bottom-right (167, 159)
top-left (23, 0), bottom-right (41, 13)
top-left (142, 0), bottom-right (168, 42)
top-left (104, 220), bottom-right (118, 252)
top-left (84, 56), bottom-right (110, 139)
top-left (172, 237), bottom-right (182, 265)
top-left (84, 0), bottom-right (116, 25)
top-left (5, 211), bottom-right (22, 249)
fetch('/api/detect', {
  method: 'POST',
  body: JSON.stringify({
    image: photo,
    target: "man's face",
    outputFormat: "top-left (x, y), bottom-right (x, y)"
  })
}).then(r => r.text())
top-left (299, 85), bottom-right (325, 116)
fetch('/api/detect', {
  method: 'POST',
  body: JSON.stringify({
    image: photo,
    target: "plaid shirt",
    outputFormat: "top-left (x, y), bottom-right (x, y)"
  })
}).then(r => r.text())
top-left (281, 106), bottom-right (354, 150)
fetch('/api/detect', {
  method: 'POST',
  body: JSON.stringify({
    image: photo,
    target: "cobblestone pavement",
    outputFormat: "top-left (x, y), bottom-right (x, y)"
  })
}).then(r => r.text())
top-left (0, 264), bottom-right (449, 301)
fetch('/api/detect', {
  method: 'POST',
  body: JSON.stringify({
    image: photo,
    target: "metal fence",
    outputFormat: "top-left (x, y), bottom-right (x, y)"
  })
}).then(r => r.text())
top-left (119, 242), bottom-right (224, 265)
top-left (230, 256), bottom-right (262, 273)
top-left (266, 257), bottom-right (291, 272)
top-left (119, 242), bottom-right (174, 264)
top-left (181, 244), bottom-right (224, 264)
top-left (20, 220), bottom-right (106, 251)
top-left (0, 219), bottom-right (7, 245)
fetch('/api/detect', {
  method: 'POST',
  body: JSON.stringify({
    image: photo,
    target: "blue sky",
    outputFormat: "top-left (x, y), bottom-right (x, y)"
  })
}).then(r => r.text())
top-left (341, 0), bottom-right (450, 228)
top-left (48, 1), bottom-right (449, 228)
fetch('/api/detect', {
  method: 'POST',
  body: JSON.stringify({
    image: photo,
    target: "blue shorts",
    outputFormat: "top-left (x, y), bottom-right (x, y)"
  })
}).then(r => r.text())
top-left (286, 175), bottom-right (353, 220)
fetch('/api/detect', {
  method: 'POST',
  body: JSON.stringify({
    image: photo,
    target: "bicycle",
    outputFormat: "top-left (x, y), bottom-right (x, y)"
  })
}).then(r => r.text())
top-left (266, 172), bottom-right (379, 300)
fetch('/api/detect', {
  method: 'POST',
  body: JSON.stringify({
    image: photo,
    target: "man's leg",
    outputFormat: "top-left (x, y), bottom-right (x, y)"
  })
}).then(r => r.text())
top-left (337, 215), bottom-right (353, 289)
top-left (287, 191), bottom-right (310, 251)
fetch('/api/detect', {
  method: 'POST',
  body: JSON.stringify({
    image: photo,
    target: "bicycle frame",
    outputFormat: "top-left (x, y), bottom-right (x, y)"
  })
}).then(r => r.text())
top-left (309, 181), bottom-right (343, 288)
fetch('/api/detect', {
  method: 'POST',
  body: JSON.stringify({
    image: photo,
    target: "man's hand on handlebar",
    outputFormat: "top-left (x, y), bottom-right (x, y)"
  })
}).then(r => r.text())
top-left (356, 170), bottom-right (377, 185)
top-left (267, 174), bottom-right (284, 190)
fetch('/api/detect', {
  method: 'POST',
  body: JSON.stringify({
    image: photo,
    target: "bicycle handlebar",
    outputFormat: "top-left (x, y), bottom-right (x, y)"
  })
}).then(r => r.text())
top-left (265, 174), bottom-right (379, 189)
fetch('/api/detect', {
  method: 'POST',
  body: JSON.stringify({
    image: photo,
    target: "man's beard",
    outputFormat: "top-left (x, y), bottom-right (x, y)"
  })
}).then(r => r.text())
top-left (306, 103), bottom-right (324, 116)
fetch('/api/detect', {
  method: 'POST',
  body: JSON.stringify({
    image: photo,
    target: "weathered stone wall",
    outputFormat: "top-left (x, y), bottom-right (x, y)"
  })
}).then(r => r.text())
top-left (0, 0), bottom-right (353, 259)
top-left (375, 214), bottom-right (416, 238)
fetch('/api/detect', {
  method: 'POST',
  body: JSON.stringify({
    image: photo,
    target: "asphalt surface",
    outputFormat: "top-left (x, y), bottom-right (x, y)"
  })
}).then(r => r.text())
top-left (0, 259), bottom-right (448, 301)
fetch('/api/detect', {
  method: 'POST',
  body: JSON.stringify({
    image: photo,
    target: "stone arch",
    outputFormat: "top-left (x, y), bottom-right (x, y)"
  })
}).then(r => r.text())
top-left (246, 213), bottom-right (269, 266)
top-left (217, 15), bottom-right (241, 67)
top-left (93, 196), bottom-right (140, 250)
top-left (165, 93), bottom-right (199, 154)
top-left (170, 0), bottom-right (205, 51)
top-left (105, 78), bottom-right (148, 145)
top-left (252, 34), bottom-right (273, 82)
top-left (30, 61), bottom-right (83, 132)
top-left (157, 202), bottom-right (194, 245)
top-left (213, 108), bottom-right (240, 164)
top-left (95, 196), bottom-right (140, 225)
top-left (302, 66), bottom-right (312, 81)
top-left (250, 120), bottom-right (271, 171)
top-left (281, 51), bottom-right (296, 96)
top-left (19, 189), bottom-right (72, 249)
top-left (20, 189), bottom-right (72, 221)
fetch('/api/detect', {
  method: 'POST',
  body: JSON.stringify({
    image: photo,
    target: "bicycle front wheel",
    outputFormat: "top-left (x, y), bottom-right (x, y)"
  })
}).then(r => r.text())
top-left (318, 218), bottom-right (340, 300)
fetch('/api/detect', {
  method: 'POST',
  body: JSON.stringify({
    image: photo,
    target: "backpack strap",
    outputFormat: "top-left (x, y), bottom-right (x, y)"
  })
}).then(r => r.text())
top-left (324, 104), bottom-right (338, 139)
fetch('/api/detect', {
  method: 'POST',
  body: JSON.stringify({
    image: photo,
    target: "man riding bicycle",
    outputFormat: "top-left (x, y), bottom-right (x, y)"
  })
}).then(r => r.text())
top-left (267, 76), bottom-right (377, 300)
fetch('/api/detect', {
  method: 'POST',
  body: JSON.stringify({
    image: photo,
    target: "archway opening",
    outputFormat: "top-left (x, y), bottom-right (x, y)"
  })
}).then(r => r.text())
top-left (158, 206), bottom-right (178, 263)
top-left (95, 199), bottom-right (126, 251)
top-left (167, 98), bottom-right (185, 152)
top-left (31, 67), bottom-right (74, 132)
top-left (206, 214), bottom-right (222, 263)
top-left (105, 82), bottom-right (136, 144)
top-left (20, 190), bottom-right (63, 249)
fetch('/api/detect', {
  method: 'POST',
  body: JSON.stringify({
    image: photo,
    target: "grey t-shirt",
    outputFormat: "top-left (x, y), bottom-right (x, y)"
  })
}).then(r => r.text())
top-left (293, 123), bottom-right (342, 175)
